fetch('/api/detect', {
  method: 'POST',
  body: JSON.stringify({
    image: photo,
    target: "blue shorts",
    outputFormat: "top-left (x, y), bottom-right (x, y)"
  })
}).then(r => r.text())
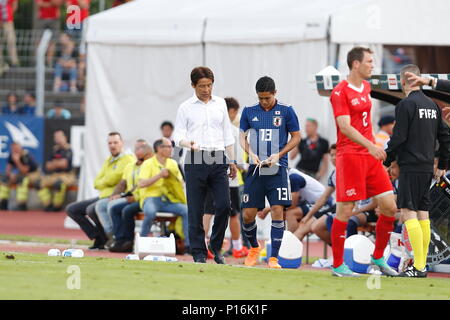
top-left (242, 165), bottom-right (291, 209)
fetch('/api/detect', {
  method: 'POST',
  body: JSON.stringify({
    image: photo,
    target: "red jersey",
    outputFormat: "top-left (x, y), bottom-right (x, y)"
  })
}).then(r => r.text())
top-left (0, 0), bottom-right (13, 23)
top-left (67, 0), bottom-right (89, 22)
top-left (330, 79), bottom-right (375, 155)
top-left (37, 0), bottom-right (61, 20)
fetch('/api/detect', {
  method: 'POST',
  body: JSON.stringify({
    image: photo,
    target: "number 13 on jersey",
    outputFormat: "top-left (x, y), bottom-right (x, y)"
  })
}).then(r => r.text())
top-left (277, 187), bottom-right (291, 201)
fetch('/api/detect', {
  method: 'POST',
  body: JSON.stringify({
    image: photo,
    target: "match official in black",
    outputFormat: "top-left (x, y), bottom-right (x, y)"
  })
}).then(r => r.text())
top-left (384, 64), bottom-right (450, 278)
top-left (406, 72), bottom-right (450, 122)
top-left (173, 67), bottom-right (238, 264)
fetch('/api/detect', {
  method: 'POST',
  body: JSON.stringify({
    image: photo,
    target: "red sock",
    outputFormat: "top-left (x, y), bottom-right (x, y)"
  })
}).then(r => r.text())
top-left (331, 218), bottom-right (348, 268)
top-left (373, 214), bottom-right (396, 259)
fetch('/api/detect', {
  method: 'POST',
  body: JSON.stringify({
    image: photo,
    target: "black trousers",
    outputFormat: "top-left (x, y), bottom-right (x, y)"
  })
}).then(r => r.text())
top-left (65, 197), bottom-right (106, 240)
top-left (184, 151), bottom-right (231, 258)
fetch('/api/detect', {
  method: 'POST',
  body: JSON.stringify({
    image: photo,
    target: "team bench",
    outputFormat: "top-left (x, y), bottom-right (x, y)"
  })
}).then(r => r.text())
top-left (134, 212), bottom-right (178, 236)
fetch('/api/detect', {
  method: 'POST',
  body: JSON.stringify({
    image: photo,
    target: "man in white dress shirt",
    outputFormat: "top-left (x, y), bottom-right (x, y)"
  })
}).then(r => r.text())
top-left (173, 66), bottom-right (238, 264)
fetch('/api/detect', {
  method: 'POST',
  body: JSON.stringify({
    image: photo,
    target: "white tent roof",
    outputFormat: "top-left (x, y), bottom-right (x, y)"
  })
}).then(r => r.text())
top-left (86, 0), bottom-right (450, 46)
top-left (85, 0), bottom-right (364, 46)
top-left (85, 0), bottom-right (211, 45)
top-left (331, 0), bottom-right (450, 45)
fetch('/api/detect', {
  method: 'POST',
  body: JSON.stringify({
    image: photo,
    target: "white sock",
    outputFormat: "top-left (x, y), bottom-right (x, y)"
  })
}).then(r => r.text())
top-left (232, 239), bottom-right (242, 251)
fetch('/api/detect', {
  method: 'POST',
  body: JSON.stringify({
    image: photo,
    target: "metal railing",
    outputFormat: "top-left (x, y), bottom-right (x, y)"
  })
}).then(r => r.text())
top-left (36, 29), bottom-right (53, 117)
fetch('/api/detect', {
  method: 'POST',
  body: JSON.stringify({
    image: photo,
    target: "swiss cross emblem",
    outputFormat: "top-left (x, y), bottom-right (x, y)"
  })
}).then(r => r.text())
top-left (351, 98), bottom-right (360, 106)
top-left (273, 116), bottom-right (282, 127)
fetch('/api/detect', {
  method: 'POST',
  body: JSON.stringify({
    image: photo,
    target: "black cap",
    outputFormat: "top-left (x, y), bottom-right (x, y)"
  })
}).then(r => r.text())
top-left (378, 115), bottom-right (395, 127)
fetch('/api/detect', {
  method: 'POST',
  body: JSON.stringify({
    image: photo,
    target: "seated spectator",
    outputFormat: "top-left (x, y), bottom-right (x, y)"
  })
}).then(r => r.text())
top-left (65, 132), bottom-right (134, 250)
top-left (53, 33), bottom-right (78, 93)
top-left (0, 142), bottom-right (40, 210)
top-left (259, 166), bottom-right (329, 239)
top-left (2, 92), bottom-right (20, 114)
top-left (325, 198), bottom-right (379, 240)
top-left (47, 101), bottom-right (72, 119)
top-left (20, 92), bottom-right (37, 116)
top-left (37, 130), bottom-right (76, 211)
top-left (108, 140), bottom-right (153, 253)
top-left (277, 144), bottom-right (338, 243)
top-left (138, 138), bottom-right (189, 250)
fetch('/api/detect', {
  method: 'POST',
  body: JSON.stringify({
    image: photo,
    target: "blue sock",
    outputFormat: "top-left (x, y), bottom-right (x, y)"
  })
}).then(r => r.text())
top-left (270, 220), bottom-right (285, 258)
top-left (243, 221), bottom-right (258, 248)
top-left (326, 215), bottom-right (334, 233)
top-left (347, 217), bottom-right (359, 237)
top-left (394, 224), bottom-right (402, 233)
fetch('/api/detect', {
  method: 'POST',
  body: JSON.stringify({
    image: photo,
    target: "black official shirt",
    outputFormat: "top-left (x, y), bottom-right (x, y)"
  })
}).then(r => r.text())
top-left (48, 145), bottom-right (73, 173)
top-left (384, 90), bottom-right (450, 173)
top-left (7, 150), bottom-right (38, 173)
top-left (296, 136), bottom-right (329, 173)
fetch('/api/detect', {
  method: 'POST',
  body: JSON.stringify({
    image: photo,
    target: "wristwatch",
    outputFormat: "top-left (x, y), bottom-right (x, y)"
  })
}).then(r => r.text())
top-left (429, 77), bottom-right (437, 89)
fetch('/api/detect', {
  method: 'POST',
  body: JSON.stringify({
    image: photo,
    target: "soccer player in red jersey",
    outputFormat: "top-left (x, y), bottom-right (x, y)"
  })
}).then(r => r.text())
top-left (329, 47), bottom-right (398, 277)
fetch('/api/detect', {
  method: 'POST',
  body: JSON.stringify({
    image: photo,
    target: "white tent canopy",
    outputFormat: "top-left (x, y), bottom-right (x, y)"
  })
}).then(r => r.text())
top-left (79, 0), bottom-right (448, 199)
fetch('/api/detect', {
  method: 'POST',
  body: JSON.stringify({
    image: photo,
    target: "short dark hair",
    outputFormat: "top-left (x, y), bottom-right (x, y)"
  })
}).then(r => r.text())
top-left (347, 47), bottom-right (373, 70)
top-left (255, 76), bottom-right (276, 93)
top-left (54, 129), bottom-right (67, 136)
top-left (108, 132), bottom-right (122, 140)
top-left (54, 100), bottom-right (64, 107)
top-left (224, 97), bottom-right (239, 111)
top-left (160, 121), bottom-right (174, 130)
top-left (7, 92), bottom-right (18, 101)
top-left (306, 118), bottom-right (318, 126)
top-left (191, 67), bottom-right (214, 86)
top-left (25, 92), bottom-right (36, 100)
top-left (153, 139), bottom-right (163, 153)
top-left (329, 143), bottom-right (337, 152)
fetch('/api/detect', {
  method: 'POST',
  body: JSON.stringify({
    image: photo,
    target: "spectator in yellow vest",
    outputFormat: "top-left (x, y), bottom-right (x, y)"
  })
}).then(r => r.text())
top-left (138, 137), bottom-right (189, 250)
top-left (66, 132), bottom-right (134, 250)
top-left (108, 140), bottom-right (153, 253)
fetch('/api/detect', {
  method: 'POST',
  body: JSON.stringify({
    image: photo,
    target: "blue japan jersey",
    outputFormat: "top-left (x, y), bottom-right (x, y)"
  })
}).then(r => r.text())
top-left (240, 101), bottom-right (300, 168)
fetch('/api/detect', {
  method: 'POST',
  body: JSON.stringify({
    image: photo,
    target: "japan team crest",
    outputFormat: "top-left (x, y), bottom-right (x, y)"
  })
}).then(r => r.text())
top-left (273, 116), bottom-right (282, 127)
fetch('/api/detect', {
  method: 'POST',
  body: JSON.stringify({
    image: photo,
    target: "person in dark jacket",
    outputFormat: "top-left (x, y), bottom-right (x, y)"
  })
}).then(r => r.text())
top-left (384, 64), bottom-right (450, 278)
top-left (406, 72), bottom-right (450, 122)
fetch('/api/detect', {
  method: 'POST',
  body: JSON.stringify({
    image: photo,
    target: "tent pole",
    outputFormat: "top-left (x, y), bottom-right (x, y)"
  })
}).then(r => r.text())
top-left (201, 18), bottom-right (208, 66)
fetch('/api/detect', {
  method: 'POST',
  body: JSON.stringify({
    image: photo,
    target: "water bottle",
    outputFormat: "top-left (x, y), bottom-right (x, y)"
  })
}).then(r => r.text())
top-left (62, 249), bottom-right (84, 258)
top-left (143, 255), bottom-right (178, 262)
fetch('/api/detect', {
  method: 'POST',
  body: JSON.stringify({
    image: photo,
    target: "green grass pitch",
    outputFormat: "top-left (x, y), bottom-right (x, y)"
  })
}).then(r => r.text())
top-left (1, 252), bottom-right (449, 300)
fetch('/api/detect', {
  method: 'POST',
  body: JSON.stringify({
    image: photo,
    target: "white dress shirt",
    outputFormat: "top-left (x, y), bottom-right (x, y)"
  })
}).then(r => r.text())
top-left (173, 94), bottom-right (235, 151)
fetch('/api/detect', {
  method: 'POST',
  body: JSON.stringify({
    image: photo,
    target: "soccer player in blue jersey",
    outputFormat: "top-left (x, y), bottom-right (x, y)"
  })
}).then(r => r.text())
top-left (239, 76), bottom-right (301, 269)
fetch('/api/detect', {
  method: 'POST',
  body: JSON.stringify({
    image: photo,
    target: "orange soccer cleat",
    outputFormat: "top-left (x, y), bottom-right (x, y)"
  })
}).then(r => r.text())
top-left (232, 246), bottom-right (249, 258)
top-left (244, 246), bottom-right (260, 266)
top-left (268, 257), bottom-right (282, 269)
